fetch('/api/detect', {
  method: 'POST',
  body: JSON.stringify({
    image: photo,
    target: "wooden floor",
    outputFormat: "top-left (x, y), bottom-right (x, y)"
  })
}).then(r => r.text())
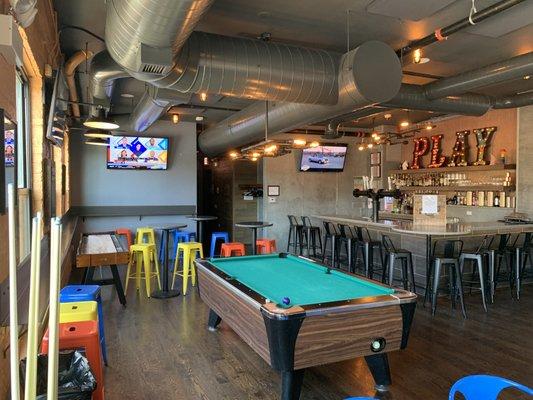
top-left (98, 273), bottom-right (533, 400)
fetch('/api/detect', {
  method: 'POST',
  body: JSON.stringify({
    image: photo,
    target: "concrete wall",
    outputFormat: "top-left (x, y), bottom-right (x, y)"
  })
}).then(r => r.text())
top-left (517, 105), bottom-right (533, 215)
top-left (263, 138), bottom-right (370, 248)
top-left (70, 120), bottom-right (197, 232)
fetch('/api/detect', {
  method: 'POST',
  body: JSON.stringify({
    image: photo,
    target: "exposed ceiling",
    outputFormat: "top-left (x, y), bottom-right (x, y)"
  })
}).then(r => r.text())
top-left (53, 0), bottom-right (533, 130)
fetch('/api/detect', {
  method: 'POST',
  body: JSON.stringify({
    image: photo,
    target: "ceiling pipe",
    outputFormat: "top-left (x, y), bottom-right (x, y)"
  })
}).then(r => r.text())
top-left (324, 107), bottom-right (386, 138)
top-left (130, 86), bottom-right (192, 131)
top-left (424, 52), bottom-right (533, 100)
top-left (198, 41), bottom-right (402, 156)
top-left (65, 49), bottom-right (94, 118)
top-left (492, 92), bottom-right (533, 109)
top-left (105, 0), bottom-right (340, 105)
top-left (398, 0), bottom-right (526, 57)
top-left (91, 51), bottom-right (129, 107)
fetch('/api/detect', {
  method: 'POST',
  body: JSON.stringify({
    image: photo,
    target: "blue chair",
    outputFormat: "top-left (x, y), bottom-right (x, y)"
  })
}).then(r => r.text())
top-left (449, 375), bottom-right (533, 400)
top-left (210, 232), bottom-right (230, 257)
top-left (59, 285), bottom-right (108, 366)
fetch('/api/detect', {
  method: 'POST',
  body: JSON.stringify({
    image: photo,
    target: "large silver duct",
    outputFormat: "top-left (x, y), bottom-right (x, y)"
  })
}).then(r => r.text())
top-left (198, 41), bottom-right (402, 156)
top-left (492, 92), bottom-right (533, 109)
top-left (91, 51), bottom-right (129, 106)
top-left (105, 0), bottom-right (215, 79)
top-left (382, 84), bottom-right (492, 116)
top-left (130, 86), bottom-right (192, 131)
top-left (424, 52), bottom-right (533, 100)
top-left (105, 1), bottom-right (340, 105)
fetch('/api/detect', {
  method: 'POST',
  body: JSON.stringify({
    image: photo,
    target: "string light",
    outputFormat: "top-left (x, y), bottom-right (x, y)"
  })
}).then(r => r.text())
top-left (358, 144), bottom-right (364, 151)
top-left (264, 144), bottom-right (278, 153)
top-left (172, 114), bottom-right (180, 124)
top-left (367, 143), bottom-right (373, 149)
top-left (400, 121), bottom-right (409, 127)
top-left (309, 141), bottom-right (320, 148)
top-left (200, 92), bottom-right (207, 101)
top-left (229, 151), bottom-right (239, 159)
top-left (293, 139), bottom-right (307, 146)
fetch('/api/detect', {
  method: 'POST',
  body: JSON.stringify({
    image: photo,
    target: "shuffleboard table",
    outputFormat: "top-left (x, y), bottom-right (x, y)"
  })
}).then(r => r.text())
top-left (76, 232), bottom-right (128, 306)
top-left (195, 253), bottom-right (417, 400)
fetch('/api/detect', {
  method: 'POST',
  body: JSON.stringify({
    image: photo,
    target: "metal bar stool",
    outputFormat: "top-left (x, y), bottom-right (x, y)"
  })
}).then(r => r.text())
top-left (353, 227), bottom-right (385, 279)
top-left (287, 215), bottom-right (304, 254)
top-left (336, 224), bottom-right (357, 272)
top-left (382, 234), bottom-right (416, 293)
top-left (322, 221), bottom-right (339, 267)
top-left (459, 235), bottom-right (494, 312)
top-left (511, 232), bottom-right (533, 300)
top-left (301, 216), bottom-right (322, 258)
top-left (493, 233), bottom-right (522, 299)
top-left (430, 239), bottom-right (466, 318)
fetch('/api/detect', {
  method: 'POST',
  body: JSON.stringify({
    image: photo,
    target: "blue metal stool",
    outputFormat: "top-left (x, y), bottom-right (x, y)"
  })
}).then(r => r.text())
top-left (59, 285), bottom-right (108, 366)
top-left (210, 232), bottom-right (230, 257)
top-left (449, 375), bottom-right (533, 400)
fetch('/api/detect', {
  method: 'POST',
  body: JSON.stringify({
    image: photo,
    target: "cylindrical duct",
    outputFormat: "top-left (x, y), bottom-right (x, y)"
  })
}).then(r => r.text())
top-left (492, 92), bottom-right (533, 109)
top-left (105, 0), bottom-right (215, 75)
top-left (156, 32), bottom-right (340, 104)
top-left (91, 51), bottom-right (129, 105)
top-left (382, 84), bottom-right (492, 116)
top-left (424, 52), bottom-right (533, 100)
top-left (198, 41), bottom-right (402, 156)
top-left (130, 86), bottom-right (191, 131)
top-left (65, 50), bottom-right (94, 118)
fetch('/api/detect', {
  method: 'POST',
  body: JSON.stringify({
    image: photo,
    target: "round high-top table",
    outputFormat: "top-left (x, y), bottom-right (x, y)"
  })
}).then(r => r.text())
top-left (186, 215), bottom-right (218, 248)
top-left (151, 224), bottom-right (187, 299)
top-left (235, 221), bottom-right (273, 255)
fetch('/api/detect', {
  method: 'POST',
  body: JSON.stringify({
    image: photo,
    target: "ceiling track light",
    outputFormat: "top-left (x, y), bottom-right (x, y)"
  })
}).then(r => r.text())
top-left (83, 108), bottom-right (120, 130)
top-left (172, 113), bottom-right (180, 124)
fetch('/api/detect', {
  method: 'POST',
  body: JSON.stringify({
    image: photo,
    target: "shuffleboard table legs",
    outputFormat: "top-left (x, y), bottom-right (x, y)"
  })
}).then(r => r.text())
top-left (281, 369), bottom-right (305, 400)
top-left (208, 309), bottom-right (222, 331)
top-left (110, 265), bottom-right (127, 306)
top-left (364, 353), bottom-right (392, 391)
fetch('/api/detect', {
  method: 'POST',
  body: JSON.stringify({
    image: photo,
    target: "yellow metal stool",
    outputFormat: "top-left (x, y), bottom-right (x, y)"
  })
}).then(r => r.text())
top-left (126, 243), bottom-right (161, 297)
top-left (172, 242), bottom-right (203, 295)
top-left (135, 227), bottom-right (156, 245)
top-left (59, 301), bottom-right (98, 324)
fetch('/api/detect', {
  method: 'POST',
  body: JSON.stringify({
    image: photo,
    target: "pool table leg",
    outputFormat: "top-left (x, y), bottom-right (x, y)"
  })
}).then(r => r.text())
top-left (208, 309), bottom-right (222, 332)
top-left (364, 353), bottom-right (392, 392)
top-left (281, 369), bottom-right (305, 400)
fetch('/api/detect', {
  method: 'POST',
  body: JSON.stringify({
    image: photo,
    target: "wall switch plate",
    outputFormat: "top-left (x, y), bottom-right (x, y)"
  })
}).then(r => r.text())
top-left (268, 197), bottom-right (276, 203)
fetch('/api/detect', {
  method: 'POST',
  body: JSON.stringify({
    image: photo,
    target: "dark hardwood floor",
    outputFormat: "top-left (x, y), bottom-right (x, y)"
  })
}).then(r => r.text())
top-left (98, 275), bottom-right (532, 400)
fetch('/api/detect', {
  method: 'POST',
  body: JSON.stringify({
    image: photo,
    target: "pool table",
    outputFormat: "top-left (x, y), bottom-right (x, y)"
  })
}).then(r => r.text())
top-left (195, 253), bottom-right (417, 400)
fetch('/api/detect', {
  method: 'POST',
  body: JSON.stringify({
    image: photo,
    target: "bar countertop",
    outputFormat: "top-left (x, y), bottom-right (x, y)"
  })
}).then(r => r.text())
top-left (313, 215), bottom-right (533, 236)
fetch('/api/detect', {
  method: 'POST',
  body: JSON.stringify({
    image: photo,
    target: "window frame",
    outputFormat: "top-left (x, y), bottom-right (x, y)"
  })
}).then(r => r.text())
top-left (15, 68), bottom-right (32, 189)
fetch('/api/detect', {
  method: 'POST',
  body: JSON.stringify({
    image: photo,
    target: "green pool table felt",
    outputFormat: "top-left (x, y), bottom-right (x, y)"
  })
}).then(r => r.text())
top-left (207, 254), bottom-right (394, 308)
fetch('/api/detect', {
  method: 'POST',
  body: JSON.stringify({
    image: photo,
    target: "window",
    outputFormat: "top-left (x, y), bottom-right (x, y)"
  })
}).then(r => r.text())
top-left (15, 69), bottom-right (32, 260)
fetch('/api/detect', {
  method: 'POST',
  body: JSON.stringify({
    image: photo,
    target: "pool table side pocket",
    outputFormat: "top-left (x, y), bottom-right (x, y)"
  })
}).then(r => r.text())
top-left (293, 305), bottom-right (403, 370)
top-left (197, 264), bottom-right (272, 365)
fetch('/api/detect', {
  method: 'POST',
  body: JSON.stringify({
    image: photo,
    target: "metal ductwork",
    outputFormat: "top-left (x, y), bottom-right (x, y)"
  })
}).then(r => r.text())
top-left (424, 52), bottom-right (533, 100)
top-left (130, 86), bottom-right (192, 131)
top-left (492, 92), bottom-right (533, 109)
top-left (382, 84), bottom-right (492, 116)
top-left (198, 41), bottom-right (402, 156)
top-left (91, 51), bottom-right (129, 106)
top-left (65, 50), bottom-right (94, 118)
top-left (105, 0), bottom-right (340, 105)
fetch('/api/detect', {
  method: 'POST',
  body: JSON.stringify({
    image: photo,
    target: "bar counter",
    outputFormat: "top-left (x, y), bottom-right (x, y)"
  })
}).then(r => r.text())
top-left (313, 214), bottom-right (533, 294)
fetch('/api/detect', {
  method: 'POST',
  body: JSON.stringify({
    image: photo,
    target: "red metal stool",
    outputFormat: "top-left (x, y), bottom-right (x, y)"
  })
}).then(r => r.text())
top-left (116, 228), bottom-right (133, 248)
top-left (220, 242), bottom-right (246, 257)
top-left (256, 239), bottom-right (277, 254)
top-left (42, 320), bottom-right (104, 400)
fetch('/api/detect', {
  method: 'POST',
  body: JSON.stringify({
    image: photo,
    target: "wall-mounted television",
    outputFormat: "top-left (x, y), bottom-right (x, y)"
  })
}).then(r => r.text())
top-left (300, 144), bottom-right (348, 172)
top-left (107, 136), bottom-right (169, 170)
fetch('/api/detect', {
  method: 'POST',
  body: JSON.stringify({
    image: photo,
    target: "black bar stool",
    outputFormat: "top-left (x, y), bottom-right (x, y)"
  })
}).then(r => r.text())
top-left (381, 235), bottom-right (416, 293)
top-left (301, 216), bottom-right (323, 258)
top-left (494, 233), bottom-right (522, 298)
top-left (509, 232), bottom-right (533, 300)
top-left (287, 215), bottom-right (304, 254)
top-left (322, 221), bottom-right (339, 267)
top-left (430, 239), bottom-right (466, 318)
top-left (459, 235), bottom-right (494, 312)
top-left (353, 227), bottom-right (385, 279)
top-left (337, 224), bottom-right (357, 272)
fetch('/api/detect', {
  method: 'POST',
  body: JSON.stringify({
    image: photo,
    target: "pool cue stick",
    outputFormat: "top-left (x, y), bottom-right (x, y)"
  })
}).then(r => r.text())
top-left (24, 212), bottom-right (42, 400)
top-left (8, 184), bottom-right (20, 400)
top-left (46, 218), bottom-right (62, 400)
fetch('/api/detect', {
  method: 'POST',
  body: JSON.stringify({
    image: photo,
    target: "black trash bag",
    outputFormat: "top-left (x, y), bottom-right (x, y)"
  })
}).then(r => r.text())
top-left (20, 350), bottom-right (97, 400)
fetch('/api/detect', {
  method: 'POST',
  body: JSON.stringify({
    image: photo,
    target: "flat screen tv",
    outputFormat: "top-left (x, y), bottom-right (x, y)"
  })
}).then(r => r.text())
top-left (300, 144), bottom-right (347, 172)
top-left (107, 136), bottom-right (169, 170)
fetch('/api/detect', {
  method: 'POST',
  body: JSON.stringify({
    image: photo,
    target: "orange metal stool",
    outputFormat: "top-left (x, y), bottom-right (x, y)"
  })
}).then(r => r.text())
top-left (256, 239), bottom-right (277, 254)
top-left (42, 320), bottom-right (104, 400)
top-left (220, 242), bottom-right (246, 257)
top-left (116, 228), bottom-right (133, 248)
